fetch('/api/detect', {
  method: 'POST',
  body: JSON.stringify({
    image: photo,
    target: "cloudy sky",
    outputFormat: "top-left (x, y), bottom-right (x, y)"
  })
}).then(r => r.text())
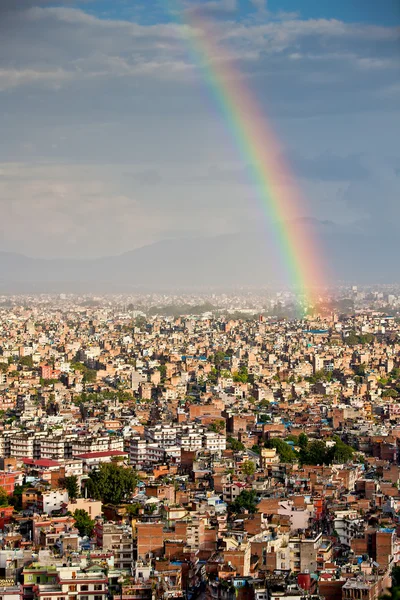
top-left (0, 0), bottom-right (399, 259)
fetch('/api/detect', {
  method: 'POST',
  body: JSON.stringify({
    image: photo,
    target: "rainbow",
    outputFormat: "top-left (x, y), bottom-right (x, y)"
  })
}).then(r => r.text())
top-left (166, 2), bottom-right (326, 309)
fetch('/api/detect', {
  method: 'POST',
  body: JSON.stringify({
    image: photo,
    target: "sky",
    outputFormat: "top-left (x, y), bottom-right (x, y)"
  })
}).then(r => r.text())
top-left (0, 0), bottom-right (399, 260)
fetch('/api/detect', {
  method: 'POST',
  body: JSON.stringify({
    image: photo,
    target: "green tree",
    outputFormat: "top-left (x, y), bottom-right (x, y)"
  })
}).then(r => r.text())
top-left (230, 489), bottom-right (258, 514)
top-left (10, 485), bottom-right (25, 510)
top-left (158, 365), bottom-right (167, 382)
top-left (213, 351), bottom-right (226, 368)
top-left (135, 316), bottom-right (147, 330)
top-left (233, 366), bottom-right (249, 383)
top-left (87, 463), bottom-right (138, 505)
top-left (241, 461), bottom-right (256, 477)
top-left (61, 476), bottom-right (79, 501)
top-left (83, 369), bottom-right (97, 384)
top-left (298, 433), bottom-right (308, 450)
top-left (208, 367), bottom-right (218, 384)
top-left (19, 355), bottom-right (33, 368)
top-left (331, 437), bottom-right (354, 463)
top-left (391, 566), bottom-right (400, 589)
top-left (354, 363), bottom-right (366, 377)
top-left (208, 420), bottom-right (225, 433)
top-left (265, 439), bottom-right (298, 463)
top-left (300, 440), bottom-right (328, 465)
top-left (227, 436), bottom-right (245, 452)
top-left (73, 509), bottom-right (95, 537)
top-left (382, 389), bottom-right (398, 398)
top-left (125, 503), bottom-right (141, 517)
top-left (0, 486), bottom-right (9, 507)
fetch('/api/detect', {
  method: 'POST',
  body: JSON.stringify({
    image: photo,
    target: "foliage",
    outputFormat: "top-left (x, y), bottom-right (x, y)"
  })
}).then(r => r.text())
top-left (230, 489), bottom-right (258, 514)
top-left (208, 367), bottom-right (218, 384)
top-left (125, 503), bottom-right (141, 517)
top-left (299, 436), bottom-right (354, 465)
top-left (18, 356), bottom-right (33, 368)
top-left (258, 414), bottom-right (270, 423)
top-left (382, 389), bottom-right (398, 398)
top-left (258, 399), bottom-right (270, 408)
top-left (332, 437), bottom-right (354, 463)
top-left (299, 440), bottom-right (328, 465)
top-left (83, 369), bottom-right (97, 383)
top-left (134, 316), bottom-right (147, 329)
top-left (353, 363), bottom-right (366, 377)
top-left (9, 484), bottom-right (28, 510)
top-left (0, 486), bottom-right (9, 507)
top-left (213, 351), bottom-right (226, 367)
top-left (70, 362), bottom-right (97, 383)
top-left (306, 370), bottom-right (332, 384)
top-left (74, 390), bottom-right (132, 404)
top-left (61, 476), bottom-right (79, 501)
top-left (233, 366), bottom-right (249, 383)
top-left (158, 365), bottom-right (167, 382)
top-left (391, 566), bottom-right (400, 589)
top-left (227, 436), bottom-right (246, 452)
top-left (345, 331), bottom-right (374, 346)
top-left (390, 368), bottom-right (400, 381)
top-left (241, 460), bottom-right (256, 477)
top-left (208, 420), bottom-right (225, 433)
top-left (73, 509), bottom-right (95, 537)
top-left (0, 362), bottom-right (8, 373)
top-left (87, 463), bottom-right (138, 505)
top-left (40, 378), bottom-right (59, 386)
top-left (298, 433), bottom-right (308, 449)
top-left (265, 438), bottom-right (298, 463)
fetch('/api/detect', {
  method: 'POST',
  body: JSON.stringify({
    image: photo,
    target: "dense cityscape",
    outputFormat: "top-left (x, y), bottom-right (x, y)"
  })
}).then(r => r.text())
top-left (1, 0), bottom-right (399, 599)
top-left (0, 291), bottom-right (400, 600)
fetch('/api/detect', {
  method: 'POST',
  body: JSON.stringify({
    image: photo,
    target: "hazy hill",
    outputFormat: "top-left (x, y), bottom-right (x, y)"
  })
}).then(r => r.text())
top-left (0, 228), bottom-right (397, 292)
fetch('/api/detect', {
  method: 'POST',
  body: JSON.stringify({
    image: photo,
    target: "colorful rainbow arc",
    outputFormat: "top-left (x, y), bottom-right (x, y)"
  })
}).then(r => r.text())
top-left (166, 2), bottom-right (327, 309)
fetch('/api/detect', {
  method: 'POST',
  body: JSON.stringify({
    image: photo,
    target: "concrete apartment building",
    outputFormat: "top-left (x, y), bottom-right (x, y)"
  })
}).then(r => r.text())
top-left (96, 522), bottom-right (134, 572)
top-left (24, 565), bottom-right (108, 600)
top-left (289, 531), bottom-right (323, 574)
top-left (129, 437), bottom-right (165, 471)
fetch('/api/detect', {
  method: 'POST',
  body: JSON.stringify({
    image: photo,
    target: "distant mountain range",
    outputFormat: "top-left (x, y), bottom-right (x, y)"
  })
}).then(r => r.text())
top-left (0, 227), bottom-right (398, 292)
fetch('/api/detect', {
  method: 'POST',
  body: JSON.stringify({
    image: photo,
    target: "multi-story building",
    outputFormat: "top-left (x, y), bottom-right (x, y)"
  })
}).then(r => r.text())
top-left (9, 434), bottom-right (34, 460)
top-left (288, 531), bottom-right (323, 574)
top-left (144, 425), bottom-right (177, 448)
top-left (177, 432), bottom-right (203, 452)
top-left (129, 438), bottom-right (165, 471)
top-left (202, 432), bottom-right (226, 454)
top-left (97, 522), bottom-right (134, 572)
top-left (24, 565), bottom-right (108, 600)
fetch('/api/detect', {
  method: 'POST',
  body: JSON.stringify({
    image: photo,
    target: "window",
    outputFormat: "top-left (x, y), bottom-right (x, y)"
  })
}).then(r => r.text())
top-left (94, 595), bottom-right (103, 600)
top-left (94, 586), bottom-right (103, 591)
top-left (80, 586), bottom-right (88, 592)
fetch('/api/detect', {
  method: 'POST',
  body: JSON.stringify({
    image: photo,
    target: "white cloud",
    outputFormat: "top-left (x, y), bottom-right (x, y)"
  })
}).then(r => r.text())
top-left (250, 0), bottom-right (267, 12)
top-left (0, 4), bottom-right (398, 259)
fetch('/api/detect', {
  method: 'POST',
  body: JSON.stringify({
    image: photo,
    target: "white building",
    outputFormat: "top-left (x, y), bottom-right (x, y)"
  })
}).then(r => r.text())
top-left (202, 432), bottom-right (226, 453)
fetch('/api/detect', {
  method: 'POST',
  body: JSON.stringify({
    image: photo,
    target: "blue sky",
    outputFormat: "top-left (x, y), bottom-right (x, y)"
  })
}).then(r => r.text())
top-left (0, 0), bottom-right (399, 260)
top-left (78, 0), bottom-right (400, 25)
